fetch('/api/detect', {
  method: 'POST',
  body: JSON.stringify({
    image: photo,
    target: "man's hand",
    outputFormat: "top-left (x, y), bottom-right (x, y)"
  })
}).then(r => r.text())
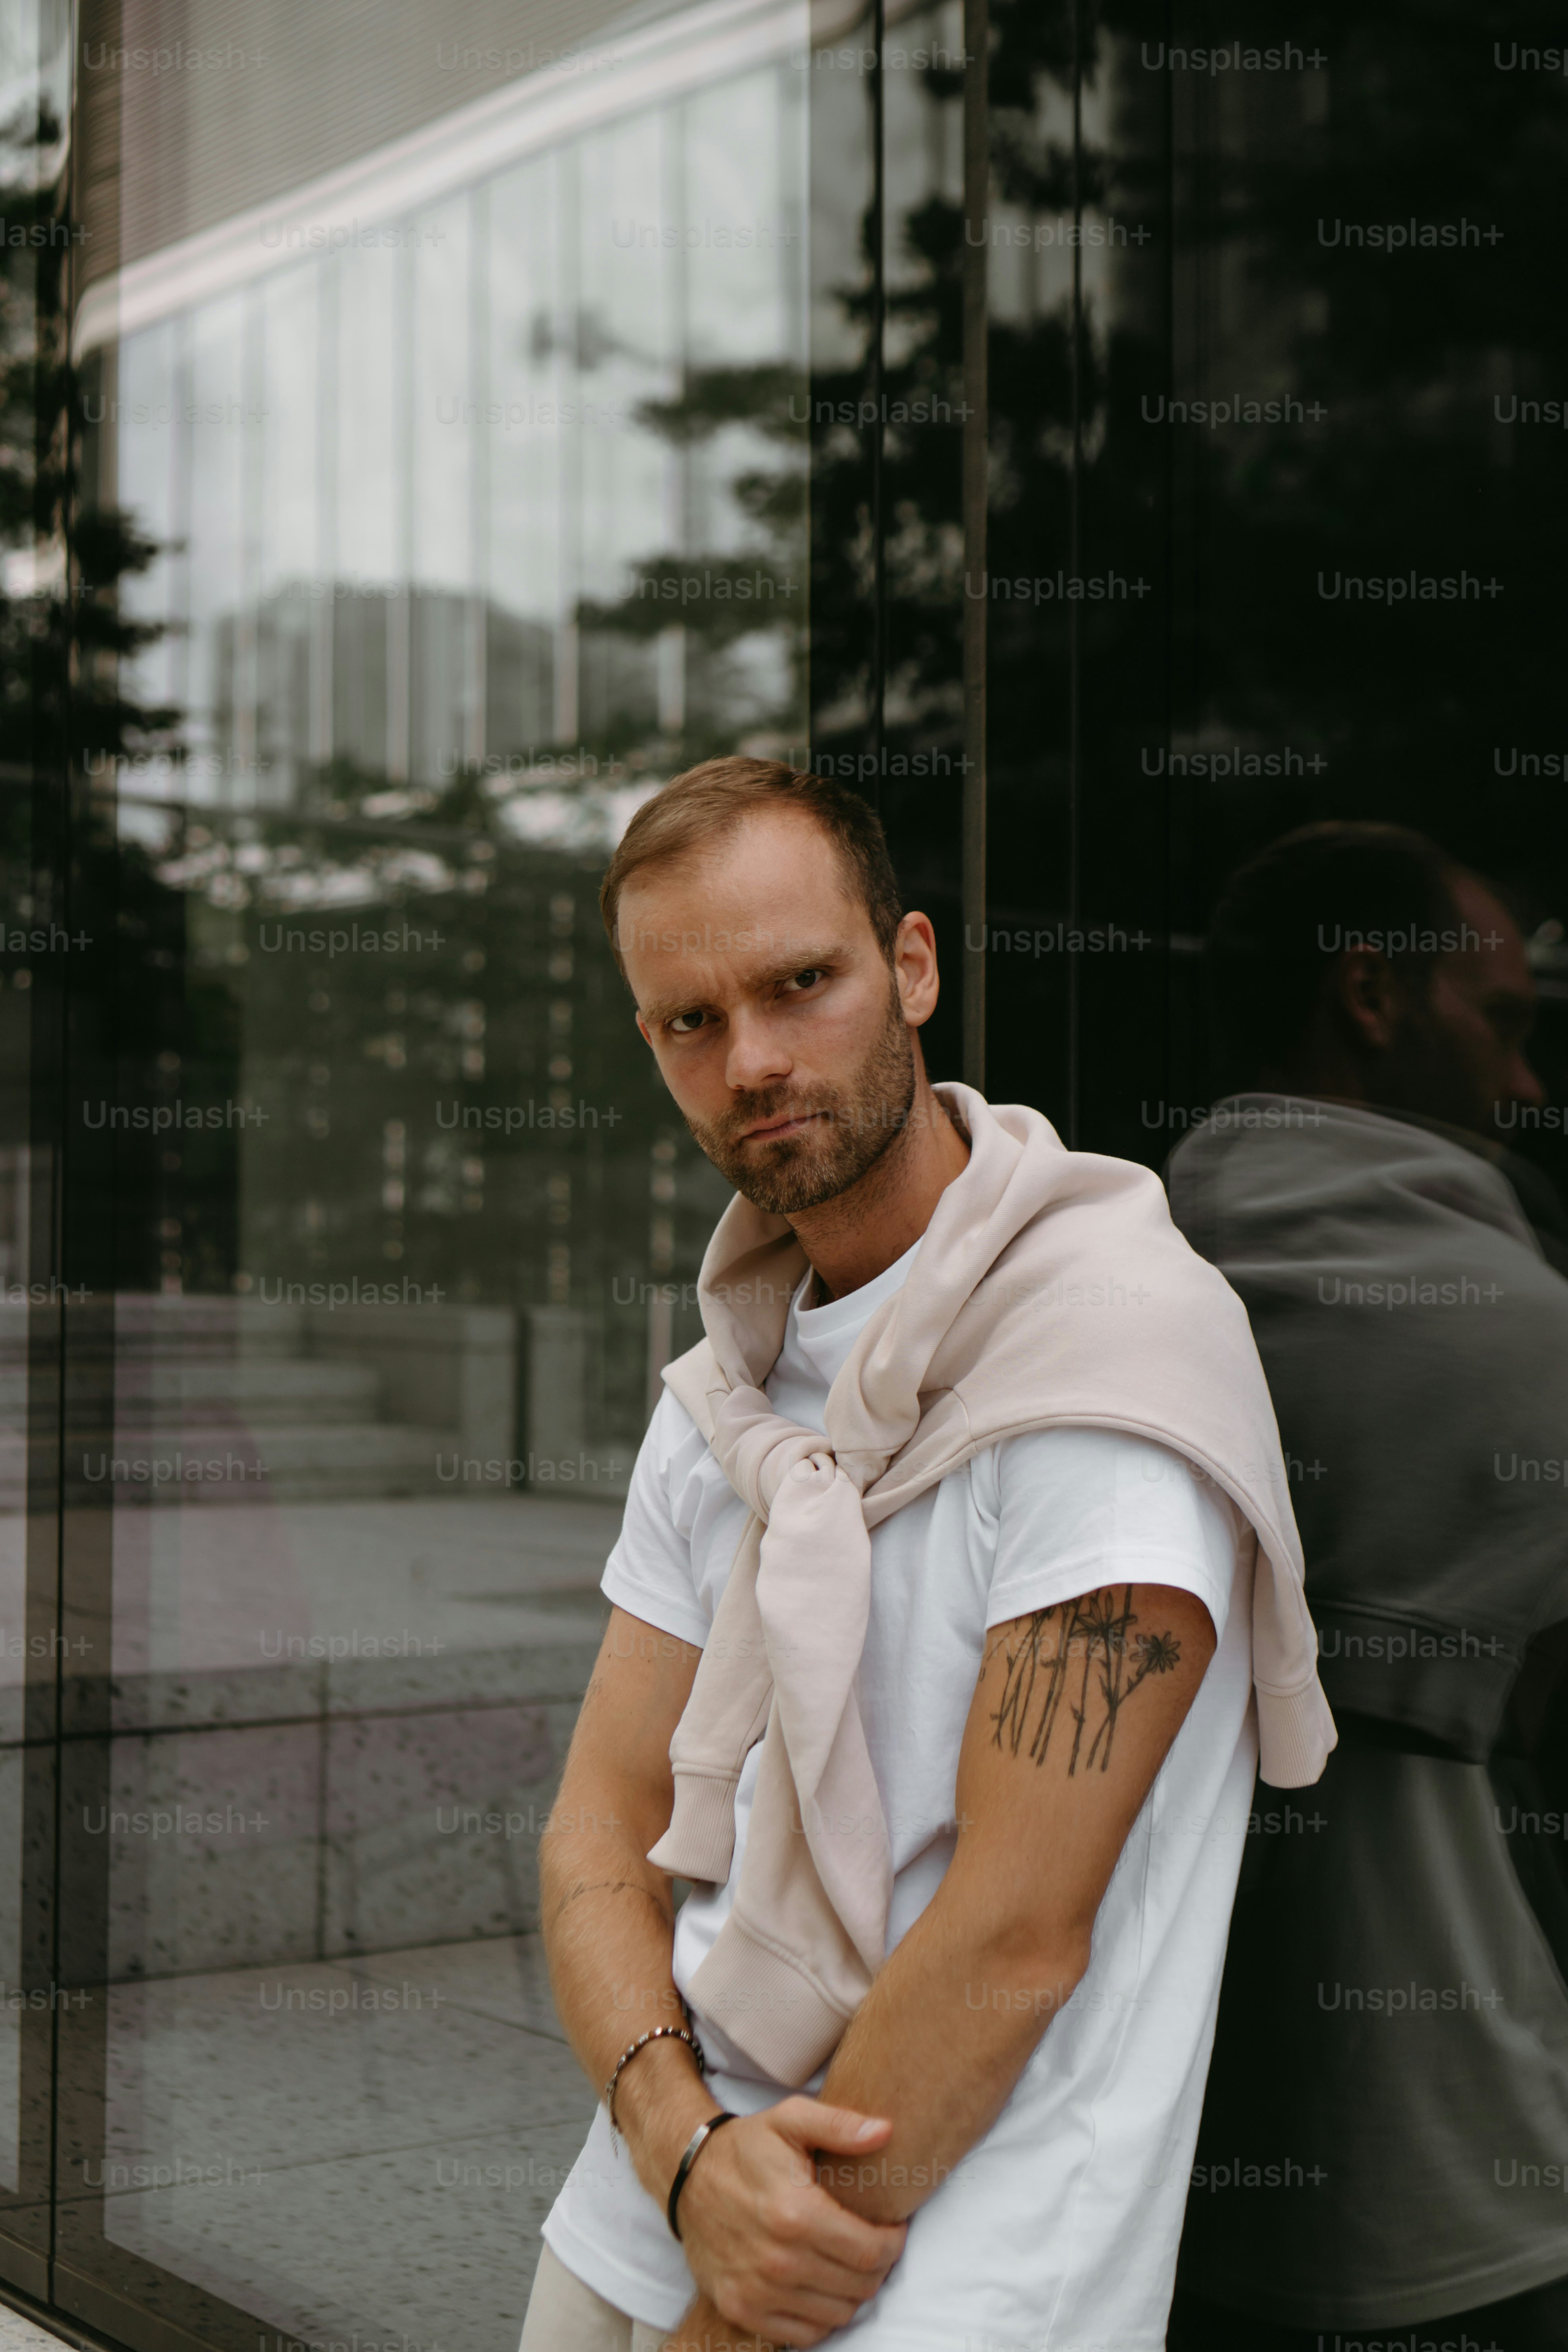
top-left (661, 2291), bottom-right (772, 2352)
top-left (664, 2099), bottom-right (907, 2349)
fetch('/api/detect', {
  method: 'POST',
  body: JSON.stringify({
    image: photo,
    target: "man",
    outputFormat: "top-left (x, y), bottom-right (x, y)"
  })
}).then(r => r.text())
top-left (521, 758), bottom-right (1331, 2352)
top-left (1164, 821), bottom-right (1568, 2352)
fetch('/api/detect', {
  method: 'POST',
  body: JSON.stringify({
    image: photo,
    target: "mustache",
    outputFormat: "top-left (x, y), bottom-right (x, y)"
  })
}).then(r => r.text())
top-left (715, 1087), bottom-right (839, 1145)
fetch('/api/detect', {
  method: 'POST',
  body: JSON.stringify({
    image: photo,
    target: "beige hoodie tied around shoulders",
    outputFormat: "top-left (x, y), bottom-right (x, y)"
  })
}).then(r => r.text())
top-left (646, 1083), bottom-right (1335, 2086)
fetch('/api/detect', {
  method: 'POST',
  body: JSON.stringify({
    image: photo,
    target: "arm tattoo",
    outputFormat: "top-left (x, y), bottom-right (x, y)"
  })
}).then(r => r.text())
top-left (551, 1876), bottom-right (670, 1925)
top-left (988, 1587), bottom-right (1183, 1776)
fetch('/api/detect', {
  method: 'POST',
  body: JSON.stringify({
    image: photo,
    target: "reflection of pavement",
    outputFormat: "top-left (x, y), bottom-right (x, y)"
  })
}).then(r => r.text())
top-left (90, 1936), bottom-right (598, 2352)
top-left (4, 1495), bottom-right (644, 2336)
top-left (34, 1294), bottom-right (567, 1511)
top-left (106, 1493), bottom-right (627, 1693)
top-left (0, 1493), bottom-right (626, 1720)
top-left (61, 1495), bottom-right (630, 1982)
top-left (0, 2306), bottom-right (76, 2351)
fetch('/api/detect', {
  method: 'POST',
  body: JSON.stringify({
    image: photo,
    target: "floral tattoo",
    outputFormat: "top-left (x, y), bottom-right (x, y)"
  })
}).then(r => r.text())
top-left (988, 1588), bottom-right (1183, 1776)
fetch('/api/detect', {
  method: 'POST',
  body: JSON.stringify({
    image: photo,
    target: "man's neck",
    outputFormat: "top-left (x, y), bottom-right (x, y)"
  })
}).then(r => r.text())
top-left (787, 1077), bottom-right (971, 1301)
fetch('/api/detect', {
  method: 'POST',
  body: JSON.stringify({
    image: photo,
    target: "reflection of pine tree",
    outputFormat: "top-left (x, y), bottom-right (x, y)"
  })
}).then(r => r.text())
top-left (600, 0), bottom-right (1568, 1150)
top-left (0, 101), bottom-right (181, 784)
top-left (0, 95), bottom-right (212, 1291)
top-left (570, 4), bottom-right (1105, 1088)
top-left (573, 359), bottom-right (810, 766)
top-left (148, 743), bottom-right (718, 1450)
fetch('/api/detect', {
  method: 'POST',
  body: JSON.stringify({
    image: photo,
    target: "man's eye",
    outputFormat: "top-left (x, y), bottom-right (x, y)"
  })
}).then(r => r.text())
top-left (668, 1009), bottom-right (707, 1035)
top-left (785, 969), bottom-right (825, 993)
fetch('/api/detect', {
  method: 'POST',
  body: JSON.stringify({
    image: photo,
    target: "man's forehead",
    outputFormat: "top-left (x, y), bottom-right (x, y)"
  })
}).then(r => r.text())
top-left (616, 810), bottom-right (877, 1004)
top-left (618, 914), bottom-right (838, 964)
top-left (619, 803), bottom-right (861, 910)
top-left (1446, 874), bottom-right (1530, 980)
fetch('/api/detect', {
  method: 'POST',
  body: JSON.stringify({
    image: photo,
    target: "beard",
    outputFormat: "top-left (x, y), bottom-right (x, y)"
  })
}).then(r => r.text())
top-left (684, 980), bottom-right (918, 1216)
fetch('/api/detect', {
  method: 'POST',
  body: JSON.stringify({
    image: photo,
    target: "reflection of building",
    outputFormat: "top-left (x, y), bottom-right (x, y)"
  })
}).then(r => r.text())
top-left (69, 0), bottom-right (808, 1481)
top-left (75, 0), bottom-right (808, 813)
top-left (212, 583), bottom-right (562, 801)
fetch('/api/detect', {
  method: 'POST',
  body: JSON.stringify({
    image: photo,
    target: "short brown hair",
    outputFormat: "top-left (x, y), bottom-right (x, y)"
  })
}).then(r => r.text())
top-left (599, 757), bottom-right (903, 975)
top-left (1207, 821), bottom-right (1466, 1086)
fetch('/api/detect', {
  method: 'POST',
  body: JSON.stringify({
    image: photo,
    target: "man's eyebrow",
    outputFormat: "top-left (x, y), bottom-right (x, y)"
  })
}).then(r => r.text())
top-left (639, 947), bottom-right (850, 1028)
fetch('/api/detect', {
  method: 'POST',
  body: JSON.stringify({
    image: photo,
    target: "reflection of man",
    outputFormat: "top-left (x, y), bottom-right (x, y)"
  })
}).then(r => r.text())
top-left (1166, 821), bottom-right (1568, 2352)
top-left (516, 758), bottom-right (1329, 2351)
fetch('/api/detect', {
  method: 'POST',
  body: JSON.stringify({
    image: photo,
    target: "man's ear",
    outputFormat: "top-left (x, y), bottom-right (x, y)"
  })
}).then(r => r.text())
top-left (893, 911), bottom-right (941, 1027)
top-left (635, 1011), bottom-right (654, 1048)
top-left (1333, 947), bottom-right (1408, 1054)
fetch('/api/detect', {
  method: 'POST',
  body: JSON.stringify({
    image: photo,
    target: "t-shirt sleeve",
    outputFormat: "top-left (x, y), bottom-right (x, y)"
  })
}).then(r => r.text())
top-left (984, 1425), bottom-right (1242, 1644)
top-left (599, 1388), bottom-right (714, 1650)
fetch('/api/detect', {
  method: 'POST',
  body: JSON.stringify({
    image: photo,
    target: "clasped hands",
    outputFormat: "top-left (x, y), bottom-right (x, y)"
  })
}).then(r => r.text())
top-left (657, 2097), bottom-right (906, 2352)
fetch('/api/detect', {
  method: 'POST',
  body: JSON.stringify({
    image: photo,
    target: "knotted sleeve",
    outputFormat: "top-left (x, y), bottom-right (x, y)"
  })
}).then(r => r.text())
top-left (647, 1514), bottom-right (774, 1885)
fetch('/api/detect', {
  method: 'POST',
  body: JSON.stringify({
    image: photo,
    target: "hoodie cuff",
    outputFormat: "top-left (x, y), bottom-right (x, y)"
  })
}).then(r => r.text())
top-left (1256, 1675), bottom-right (1339, 1788)
top-left (646, 1766), bottom-right (741, 1884)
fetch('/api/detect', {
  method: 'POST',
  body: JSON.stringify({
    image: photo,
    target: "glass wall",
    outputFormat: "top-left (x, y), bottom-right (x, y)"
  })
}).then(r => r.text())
top-left (14, 2), bottom-right (818, 2344)
top-left (0, 0), bottom-right (1566, 2344)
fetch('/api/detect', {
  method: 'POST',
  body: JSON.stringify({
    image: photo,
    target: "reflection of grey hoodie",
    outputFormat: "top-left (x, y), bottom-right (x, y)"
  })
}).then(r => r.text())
top-left (1168, 1094), bottom-right (1568, 2327)
top-left (1170, 1093), bottom-right (1568, 1755)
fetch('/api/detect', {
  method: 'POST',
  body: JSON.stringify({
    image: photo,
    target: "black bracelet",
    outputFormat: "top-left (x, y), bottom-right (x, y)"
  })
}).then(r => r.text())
top-left (666, 2110), bottom-right (738, 2241)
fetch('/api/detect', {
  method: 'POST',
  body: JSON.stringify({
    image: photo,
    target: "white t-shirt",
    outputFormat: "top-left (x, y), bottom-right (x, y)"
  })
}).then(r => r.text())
top-left (544, 1241), bottom-right (1258, 2350)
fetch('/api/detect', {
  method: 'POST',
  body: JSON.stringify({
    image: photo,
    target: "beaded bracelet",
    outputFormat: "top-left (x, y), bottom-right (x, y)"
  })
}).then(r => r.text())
top-left (603, 2021), bottom-right (706, 2142)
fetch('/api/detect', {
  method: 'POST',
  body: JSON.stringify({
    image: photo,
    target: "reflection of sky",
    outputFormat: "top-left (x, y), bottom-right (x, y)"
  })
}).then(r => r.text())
top-left (413, 192), bottom-right (473, 595)
top-left (116, 319), bottom-right (182, 719)
top-left (99, 6), bottom-right (810, 827)
top-left (0, 0), bottom-right (68, 196)
top-left (336, 241), bottom-right (399, 584)
top-left (499, 779), bottom-right (660, 850)
top-left (185, 295), bottom-right (248, 756)
top-left (259, 266), bottom-right (322, 596)
top-left (573, 105), bottom-right (682, 605)
top-left (486, 154), bottom-right (564, 621)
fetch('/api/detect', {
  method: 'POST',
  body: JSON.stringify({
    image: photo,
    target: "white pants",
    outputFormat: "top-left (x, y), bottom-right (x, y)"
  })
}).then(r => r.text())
top-left (518, 2242), bottom-right (670, 2352)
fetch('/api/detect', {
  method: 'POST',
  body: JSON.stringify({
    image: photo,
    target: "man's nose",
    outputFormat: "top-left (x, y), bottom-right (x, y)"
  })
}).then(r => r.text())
top-left (1508, 1052), bottom-right (1547, 1111)
top-left (724, 1009), bottom-right (793, 1094)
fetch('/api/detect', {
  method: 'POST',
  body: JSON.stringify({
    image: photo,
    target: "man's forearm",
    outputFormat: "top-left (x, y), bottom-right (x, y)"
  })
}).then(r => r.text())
top-left (540, 1812), bottom-right (720, 2206)
top-left (813, 1585), bottom-right (1214, 2228)
top-left (813, 1880), bottom-right (1086, 2226)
